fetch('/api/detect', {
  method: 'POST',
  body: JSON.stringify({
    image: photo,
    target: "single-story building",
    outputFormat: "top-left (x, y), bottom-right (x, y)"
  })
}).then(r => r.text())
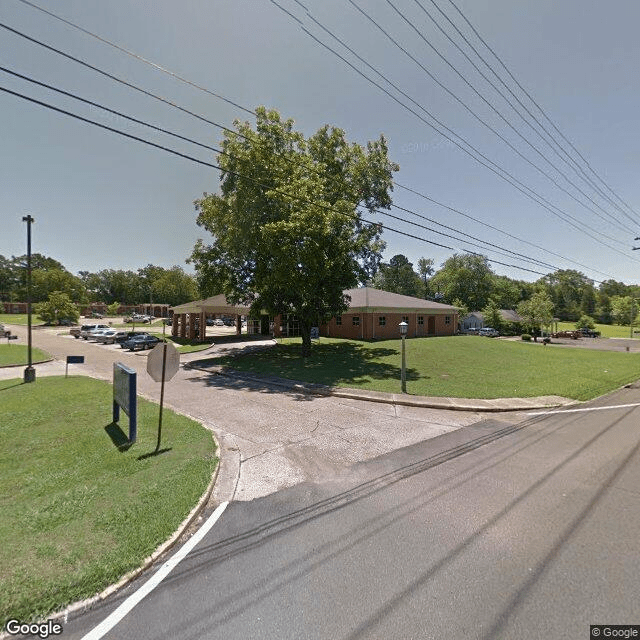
top-left (461, 310), bottom-right (523, 332)
top-left (321, 287), bottom-right (459, 339)
top-left (169, 287), bottom-right (459, 340)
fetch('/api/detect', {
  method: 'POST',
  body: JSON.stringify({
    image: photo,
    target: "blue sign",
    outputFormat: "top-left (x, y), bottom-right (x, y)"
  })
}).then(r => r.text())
top-left (113, 362), bottom-right (137, 443)
top-left (66, 355), bottom-right (85, 364)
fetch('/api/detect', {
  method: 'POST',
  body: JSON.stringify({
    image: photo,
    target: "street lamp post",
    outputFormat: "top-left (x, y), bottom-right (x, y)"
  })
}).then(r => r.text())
top-left (399, 321), bottom-right (408, 393)
top-left (23, 214), bottom-right (36, 383)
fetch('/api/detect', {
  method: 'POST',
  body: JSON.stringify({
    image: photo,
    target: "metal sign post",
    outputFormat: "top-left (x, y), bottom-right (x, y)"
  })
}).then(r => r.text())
top-left (147, 342), bottom-right (179, 453)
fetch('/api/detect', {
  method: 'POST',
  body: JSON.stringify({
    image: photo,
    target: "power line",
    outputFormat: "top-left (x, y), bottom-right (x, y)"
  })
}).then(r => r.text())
top-left (3, 11), bottom-right (632, 278)
top-left (267, 5), bottom-right (637, 261)
top-left (0, 67), bottom-right (560, 274)
top-left (7, 4), bottom-right (629, 276)
top-left (353, 0), bottom-right (635, 234)
top-left (13, 0), bottom-right (255, 116)
top-left (443, 0), bottom-right (640, 222)
top-left (416, 0), bottom-right (638, 227)
top-left (0, 81), bottom-right (558, 279)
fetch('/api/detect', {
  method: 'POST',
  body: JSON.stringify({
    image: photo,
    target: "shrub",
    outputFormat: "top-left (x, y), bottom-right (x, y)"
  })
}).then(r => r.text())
top-left (521, 334), bottom-right (532, 341)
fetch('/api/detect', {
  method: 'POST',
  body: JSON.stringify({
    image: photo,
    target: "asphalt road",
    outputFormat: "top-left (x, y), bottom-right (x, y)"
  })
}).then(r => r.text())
top-left (56, 383), bottom-right (640, 640)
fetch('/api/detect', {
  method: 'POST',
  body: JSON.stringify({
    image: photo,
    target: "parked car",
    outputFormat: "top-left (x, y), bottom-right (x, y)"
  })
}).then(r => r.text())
top-left (164, 317), bottom-right (173, 325)
top-left (479, 327), bottom-right (499, 337)
top-left (122, 335), bottom-right (161, 351)
top-left (90, 312), bottom-right (103, 319)
top-left (78, 324), bottom-right (110, 339)
top-left (118, 332), bottom-right (147, 347)
top-left (86, 328), bottom-right (113, 341)
top-left (214, 318), bottom-right (224, 326)
top-left (223, 318), bottom-right (235, 326)
top-left (95, 330), bottom-right (130, 345)
top-left (205, 318), bottom-right (215, 326)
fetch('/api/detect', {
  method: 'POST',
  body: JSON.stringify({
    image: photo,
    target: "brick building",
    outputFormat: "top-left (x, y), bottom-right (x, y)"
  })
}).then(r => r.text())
top-left (170, 287), bottom-right (458, 341)
top-left (321, 287), bottom-right (459, 339)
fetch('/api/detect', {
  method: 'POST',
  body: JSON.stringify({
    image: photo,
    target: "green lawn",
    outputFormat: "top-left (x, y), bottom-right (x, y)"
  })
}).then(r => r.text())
top-left (0, 376), bottom-right (217, 623)
top-left (555, 321), bottom-right (640, 339)
top-left (0, 314), bottom-right (44, 326)
top-left (207, 336), bottom-right (640, 400)
top-left (0, 344), bottom-right (51, 366)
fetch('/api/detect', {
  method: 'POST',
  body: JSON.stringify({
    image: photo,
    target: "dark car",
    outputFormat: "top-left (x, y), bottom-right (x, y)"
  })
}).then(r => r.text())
top-left (122, 335), bottom-right (161, 351)
top-left (115, 331), bottom-right (145, 346)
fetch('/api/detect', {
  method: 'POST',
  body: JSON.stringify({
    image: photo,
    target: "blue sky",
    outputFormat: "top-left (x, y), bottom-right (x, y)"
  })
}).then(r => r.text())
top-left (1, 0), bottom-right (640, 285)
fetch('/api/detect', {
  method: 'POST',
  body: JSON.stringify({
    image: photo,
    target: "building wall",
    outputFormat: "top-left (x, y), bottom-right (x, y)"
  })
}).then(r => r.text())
top-left (322, 311), bottom-right (457, 339)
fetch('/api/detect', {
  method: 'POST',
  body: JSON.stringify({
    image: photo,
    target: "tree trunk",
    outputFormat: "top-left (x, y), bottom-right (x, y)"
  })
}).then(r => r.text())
top-left (300, 320), bottom-right (312, 358)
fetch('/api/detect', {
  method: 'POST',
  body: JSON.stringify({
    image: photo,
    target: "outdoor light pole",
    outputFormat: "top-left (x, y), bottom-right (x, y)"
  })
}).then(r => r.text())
top-left (23, 214), bottom-right (36, 383)
top-left (399, 321), bottom-right (408, 393)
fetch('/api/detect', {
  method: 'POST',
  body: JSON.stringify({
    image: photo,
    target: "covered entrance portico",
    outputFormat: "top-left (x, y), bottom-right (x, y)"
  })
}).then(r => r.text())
top-left (169, 295), bottom-right (251, 341)
top-left (170, 294), bottom-right (285, 341)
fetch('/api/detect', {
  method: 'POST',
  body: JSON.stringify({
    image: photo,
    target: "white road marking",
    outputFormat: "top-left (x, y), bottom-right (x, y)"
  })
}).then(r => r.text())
top-left (527, 402), bottom-right (640, 416)
top-left (81, 501), bottom-right (229, 640)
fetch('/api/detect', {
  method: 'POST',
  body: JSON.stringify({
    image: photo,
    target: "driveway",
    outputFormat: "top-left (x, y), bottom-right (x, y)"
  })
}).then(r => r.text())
top-left (2, 324), bottom-right (489, 501)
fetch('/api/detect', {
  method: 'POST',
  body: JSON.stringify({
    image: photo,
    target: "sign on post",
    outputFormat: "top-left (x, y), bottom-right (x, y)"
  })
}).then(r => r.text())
top-left (65, 355), bottom-right (84, 377)
top-left (147, 342), bottom-right (180, 452)
top-left (113, 362), bottom-right (137, 443)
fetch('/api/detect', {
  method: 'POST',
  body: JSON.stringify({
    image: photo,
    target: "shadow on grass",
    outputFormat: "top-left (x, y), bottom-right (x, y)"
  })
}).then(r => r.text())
top-left (104, 422), bottom-right (133, 451)
top-left (189, 340), bottom-right (421, 400)
top-left (0, 381), bottom-right (25, 392)
top-left (137, 448), bottom-right (172, 460)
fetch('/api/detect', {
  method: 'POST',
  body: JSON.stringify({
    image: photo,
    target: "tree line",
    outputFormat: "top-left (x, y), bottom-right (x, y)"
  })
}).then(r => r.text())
top-left (371, 252), bottom-right (640, 328)
top-left (0, 255), bottom-right (198, 308)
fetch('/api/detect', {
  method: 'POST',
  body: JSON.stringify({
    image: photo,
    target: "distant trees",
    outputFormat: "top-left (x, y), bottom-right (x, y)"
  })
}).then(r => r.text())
top-left (610, 296), bottom-right (638, 326)
top-left (371, 254), bottom-right (422, 297)
top-left (517, 290), bottom-right (554, 338)
top-left (430, 254), bottom-right (494, 311)
top-left (0, 254), bottom-right (199, 307)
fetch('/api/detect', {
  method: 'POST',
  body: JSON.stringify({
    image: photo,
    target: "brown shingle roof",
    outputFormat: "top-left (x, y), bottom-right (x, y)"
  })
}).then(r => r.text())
top-left (344, 288), bottom-right (458, 313)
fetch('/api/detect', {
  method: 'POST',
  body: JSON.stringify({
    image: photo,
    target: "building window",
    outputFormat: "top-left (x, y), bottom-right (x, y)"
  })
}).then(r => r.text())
top-left (353, 316), bottom-right (360, 326)
top-left (445, 316), bottom-right (451, 325)
top-left (402, 316), bottom-right (409, 324)
top-left (417, 316), bottom-right (424, 325)
top-left (336, 316), bottom-right (342, 326)
top-left (378, 316), bottom-right (386, 326)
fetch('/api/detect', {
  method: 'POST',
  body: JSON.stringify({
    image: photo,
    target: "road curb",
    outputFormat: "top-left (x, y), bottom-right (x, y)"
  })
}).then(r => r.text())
top-left (183, 362), bottom-right (574, 412)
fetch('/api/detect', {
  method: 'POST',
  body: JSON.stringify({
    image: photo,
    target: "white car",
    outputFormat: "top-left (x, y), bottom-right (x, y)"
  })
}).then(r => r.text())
top-left (87, 328), bottom-right (113, 341)
top-left (479, 327), bottom-right (499, 337)
top-left (214, 318), bottom-right (224, 326)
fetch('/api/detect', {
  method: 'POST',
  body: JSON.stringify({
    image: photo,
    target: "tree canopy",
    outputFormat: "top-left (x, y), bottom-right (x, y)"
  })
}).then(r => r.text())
top-left (371, 254), bottom-right (422, 297)
top-left (190, 107), bottom-right (398, 355)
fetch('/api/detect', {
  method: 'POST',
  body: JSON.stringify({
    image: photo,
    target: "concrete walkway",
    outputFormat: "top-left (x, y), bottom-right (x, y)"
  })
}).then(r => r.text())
top-left (1, 324), bottom-right (575, 502)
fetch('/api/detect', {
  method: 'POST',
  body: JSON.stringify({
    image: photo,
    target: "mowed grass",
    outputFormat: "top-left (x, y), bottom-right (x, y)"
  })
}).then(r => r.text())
top-left (555, 321), bottom-right (640, 339)
top-left (0, 344), bottom-right (50, 366)
top-left (209, 336), bottom-right (640, 400)
top-left (0, 376), bottom-right (217, 623)
top-left (0, 314), bottom-right (44, 326)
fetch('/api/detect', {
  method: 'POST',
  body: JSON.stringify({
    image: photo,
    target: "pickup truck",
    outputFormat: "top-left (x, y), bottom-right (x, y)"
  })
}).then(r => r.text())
top-left (70, 324), bottom-right (110, 339)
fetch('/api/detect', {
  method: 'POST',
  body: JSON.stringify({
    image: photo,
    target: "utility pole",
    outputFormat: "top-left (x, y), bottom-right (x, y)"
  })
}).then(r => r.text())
top-left (23, 214), bottom-right (36, 383)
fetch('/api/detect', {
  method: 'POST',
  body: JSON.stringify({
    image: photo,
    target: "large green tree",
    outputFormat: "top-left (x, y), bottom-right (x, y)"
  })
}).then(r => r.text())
top-left (190, 107), bottom-right (397, 356)
top-left (539, 269), bottom-right (594, 321)
top-left (430, 254), bottom-right (495, 311)
top-left (416, 257), bottom-right (434, 298)
top-left (517, 290), bottom-right (554, 339)
top-left (35, 291), bottom-right (80, 325)
top-left (371, 254), bottom-right (422, 297)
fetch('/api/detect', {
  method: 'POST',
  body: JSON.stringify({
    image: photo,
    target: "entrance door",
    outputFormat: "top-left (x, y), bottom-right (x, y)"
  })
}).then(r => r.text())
top-left (428, 316), bottom-right (436, 335)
